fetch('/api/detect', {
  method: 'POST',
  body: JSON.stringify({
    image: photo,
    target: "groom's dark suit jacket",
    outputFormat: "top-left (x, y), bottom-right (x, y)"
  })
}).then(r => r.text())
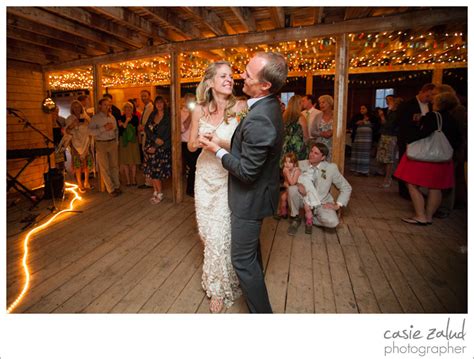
top-left (222, 95), bottom-right (283, 220)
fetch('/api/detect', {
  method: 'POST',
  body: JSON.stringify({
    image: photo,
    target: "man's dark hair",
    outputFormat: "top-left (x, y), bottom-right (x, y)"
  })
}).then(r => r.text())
top-left (305, 94), bottom-right (317, 105)
top-left (103, 93), bottom-right (113, 100)
top-left (420, 83), bottom-right (436, 93)
top-left (140, 89), bottom-right (151, 96)
top-left (77, 94), bottom-right (88, 102)
top-left (308, 140), bottom-right (329, 158)
top-left (98, 98), bottom-right (109, 106)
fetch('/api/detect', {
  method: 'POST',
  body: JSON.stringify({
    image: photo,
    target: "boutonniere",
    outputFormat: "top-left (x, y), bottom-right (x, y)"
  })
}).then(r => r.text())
top-left (235, 109), bottom-right (248, 123)
top-left (321, 169), bottom-right (327, 180)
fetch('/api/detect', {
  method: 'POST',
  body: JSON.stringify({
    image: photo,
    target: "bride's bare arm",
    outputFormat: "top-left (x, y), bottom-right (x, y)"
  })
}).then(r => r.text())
top-left (187, 104), bottom-right (203, 152)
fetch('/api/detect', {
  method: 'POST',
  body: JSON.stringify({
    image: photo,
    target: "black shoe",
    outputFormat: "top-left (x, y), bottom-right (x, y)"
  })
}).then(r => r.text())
top-left (434, 209), bottom-right (450, 219)
top-left (138, 184), bottom-right (152, 189)
top-left (305, 223), bottom-right (312, 234)
top-left (399, 193), bottom-right (411, 201)
top-left (287, 217), bottom-right (301, 236)
top-left (273, 213), bottom-right (288, 220)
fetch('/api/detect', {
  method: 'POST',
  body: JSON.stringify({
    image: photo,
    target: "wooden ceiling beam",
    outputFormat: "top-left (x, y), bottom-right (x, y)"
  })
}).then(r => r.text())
top-left (270, 7), bottom-right (285, 29)
top-left (230, 7), bottom-right (257, 32)
top-left (7, 14), bottom-right (111, 55)
top-left (7, 27), bottom-right (98, 58)
top-left (314, 7), bottom-right (324, 25)
top-left (43, 8), bottom-right (466, 71)
top-left (8, 39), bottom-right (78, 62)
top-left (8, 44), bottom-right (61, 64)
top-left (42, 7), bottom-right (145, 49)
top-left (344, 7), bottom-right (373, 21)
top-left (91, 7), bottom-right (169, 44)
top-left (7, 7), bottom-right (130, 52)
top-left (182, 7), bottom-right (227, 36)
top-left (137, 7), bottom-right (201, 40)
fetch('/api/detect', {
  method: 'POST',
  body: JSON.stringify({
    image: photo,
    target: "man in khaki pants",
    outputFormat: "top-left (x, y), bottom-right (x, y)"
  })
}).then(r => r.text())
top-left (88, 98), bottom-right (121, 197)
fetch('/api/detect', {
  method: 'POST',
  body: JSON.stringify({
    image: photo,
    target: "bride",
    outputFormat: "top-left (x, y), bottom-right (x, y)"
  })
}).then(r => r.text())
top-left (188, 61), bottom-right (247, 313)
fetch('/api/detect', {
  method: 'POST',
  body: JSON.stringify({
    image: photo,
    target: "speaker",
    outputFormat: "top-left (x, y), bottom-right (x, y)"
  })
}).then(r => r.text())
top-left (43, 169), bottom-right (64, 199)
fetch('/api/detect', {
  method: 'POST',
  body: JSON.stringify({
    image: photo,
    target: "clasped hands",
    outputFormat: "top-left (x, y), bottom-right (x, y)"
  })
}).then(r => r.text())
top-left (197, 132), bottom-right (221, 153)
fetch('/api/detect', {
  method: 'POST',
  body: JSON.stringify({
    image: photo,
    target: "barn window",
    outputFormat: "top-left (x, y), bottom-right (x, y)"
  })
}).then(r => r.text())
top-left (280, 92), bottom-right (295, 107)
top-left (375, 88), bottom-right (394, 108)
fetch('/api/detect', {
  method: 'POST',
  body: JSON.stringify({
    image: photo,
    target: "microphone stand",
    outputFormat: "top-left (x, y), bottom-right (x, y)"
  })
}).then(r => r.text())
top-left (9, 109), bottom-right (54, 147)
top-left (8, 109), bottom-right (59, 212)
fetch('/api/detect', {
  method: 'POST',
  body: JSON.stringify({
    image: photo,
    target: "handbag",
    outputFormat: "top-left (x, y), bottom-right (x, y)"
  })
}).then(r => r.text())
top-left (406, 111), bottom-right (453, 162)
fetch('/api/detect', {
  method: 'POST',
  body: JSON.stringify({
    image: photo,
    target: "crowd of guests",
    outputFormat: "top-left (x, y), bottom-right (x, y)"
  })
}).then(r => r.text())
top-left (52, 81), bottom-right (466, 231)
top-left (275, 82), bottom-right (466, 233)
top-left (53, 91), bottom-right (173, 203)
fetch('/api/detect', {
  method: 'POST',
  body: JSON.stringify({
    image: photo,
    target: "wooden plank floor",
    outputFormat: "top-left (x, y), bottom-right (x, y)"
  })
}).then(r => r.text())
top-left (7, 173), bottom-right (467, 313)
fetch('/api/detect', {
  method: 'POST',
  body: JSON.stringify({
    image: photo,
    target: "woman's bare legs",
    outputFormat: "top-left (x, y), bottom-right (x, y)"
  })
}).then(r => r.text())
top-left (426, 189), bottom-right (442, 222)
top-left (130, 164), bottom-right (137, 185)
top-left (121, 164), bottom-right (130, 185)
top-left (407, 183), bottom-right (427, 222)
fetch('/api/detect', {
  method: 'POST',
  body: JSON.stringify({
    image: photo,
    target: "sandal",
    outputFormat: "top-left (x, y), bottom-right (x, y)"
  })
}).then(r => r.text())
top-left (209, 297), bottom-right (224, 313)
top-left (378, 180), bottom-right (392, 188)
top-left (402, 217), bottom-right (428, 226)
top-left (149, 194), bottom-right (161, 205)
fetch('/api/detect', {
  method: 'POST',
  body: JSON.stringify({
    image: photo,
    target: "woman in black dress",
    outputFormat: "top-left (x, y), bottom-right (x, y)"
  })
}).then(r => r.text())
top-left (144, 96), bottom-right (172, 204)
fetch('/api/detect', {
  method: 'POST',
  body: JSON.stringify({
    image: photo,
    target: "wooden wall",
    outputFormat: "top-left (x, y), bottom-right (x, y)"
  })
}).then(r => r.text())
top-left (7, 60), bottom-right (51, 192)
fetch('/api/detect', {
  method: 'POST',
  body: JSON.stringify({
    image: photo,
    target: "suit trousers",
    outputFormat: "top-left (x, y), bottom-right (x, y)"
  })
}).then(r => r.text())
top-left (96, 140), bottom-right (120, 193)
top-left (288, 185), bottom-right (339, 228)
top-left (231, 213), bottom-right (272, 313)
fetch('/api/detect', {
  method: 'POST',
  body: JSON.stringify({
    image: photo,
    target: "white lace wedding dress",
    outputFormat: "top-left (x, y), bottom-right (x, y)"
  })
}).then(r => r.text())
top-left (194, 116), bottom-right (242, 307)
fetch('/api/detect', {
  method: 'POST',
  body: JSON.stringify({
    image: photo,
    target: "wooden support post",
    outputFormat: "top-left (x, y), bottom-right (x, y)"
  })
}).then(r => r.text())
top-left (332, 34), bottom-right (349, 174)
top-left (92, 64), bottom-right (103, 114)
top-left (42, 70), bottom-right (55, 167)
top-left (305, 73), bottom-right (313, 95)
top-left (170, 51), bottom-right (183, 203)
top-left (432, 66), bottom-right (444, 84)
top-left (92, 64), bottom-right (105, 192)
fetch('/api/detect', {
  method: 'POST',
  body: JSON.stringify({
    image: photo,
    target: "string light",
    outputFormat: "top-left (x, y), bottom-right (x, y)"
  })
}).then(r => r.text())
top-left (47, 31), bottom-right (466, 91)
top-left (7, 182), bottom-right (83, 313)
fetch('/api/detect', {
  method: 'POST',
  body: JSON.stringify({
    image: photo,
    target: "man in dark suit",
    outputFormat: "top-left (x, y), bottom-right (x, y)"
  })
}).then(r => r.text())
top-left (396, 83), bottom-right (435, 199)
top-left (200, 52), bottom-right (288, 313)
top-left (103, 93), bottom-right (122, 122)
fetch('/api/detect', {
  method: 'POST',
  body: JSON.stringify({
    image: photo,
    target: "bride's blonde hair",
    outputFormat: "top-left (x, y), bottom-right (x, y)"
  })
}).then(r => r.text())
top-left (196, 61), bottom-right (236, 123)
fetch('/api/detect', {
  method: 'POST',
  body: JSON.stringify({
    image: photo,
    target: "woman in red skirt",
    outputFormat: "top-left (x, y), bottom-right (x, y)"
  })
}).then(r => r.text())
top-left (394, 92), bottom-right (462, 225)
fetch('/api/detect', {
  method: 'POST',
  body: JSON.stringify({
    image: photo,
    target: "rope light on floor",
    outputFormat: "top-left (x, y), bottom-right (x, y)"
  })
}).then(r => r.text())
top-left (7, 182), bottom-right (83, 313)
